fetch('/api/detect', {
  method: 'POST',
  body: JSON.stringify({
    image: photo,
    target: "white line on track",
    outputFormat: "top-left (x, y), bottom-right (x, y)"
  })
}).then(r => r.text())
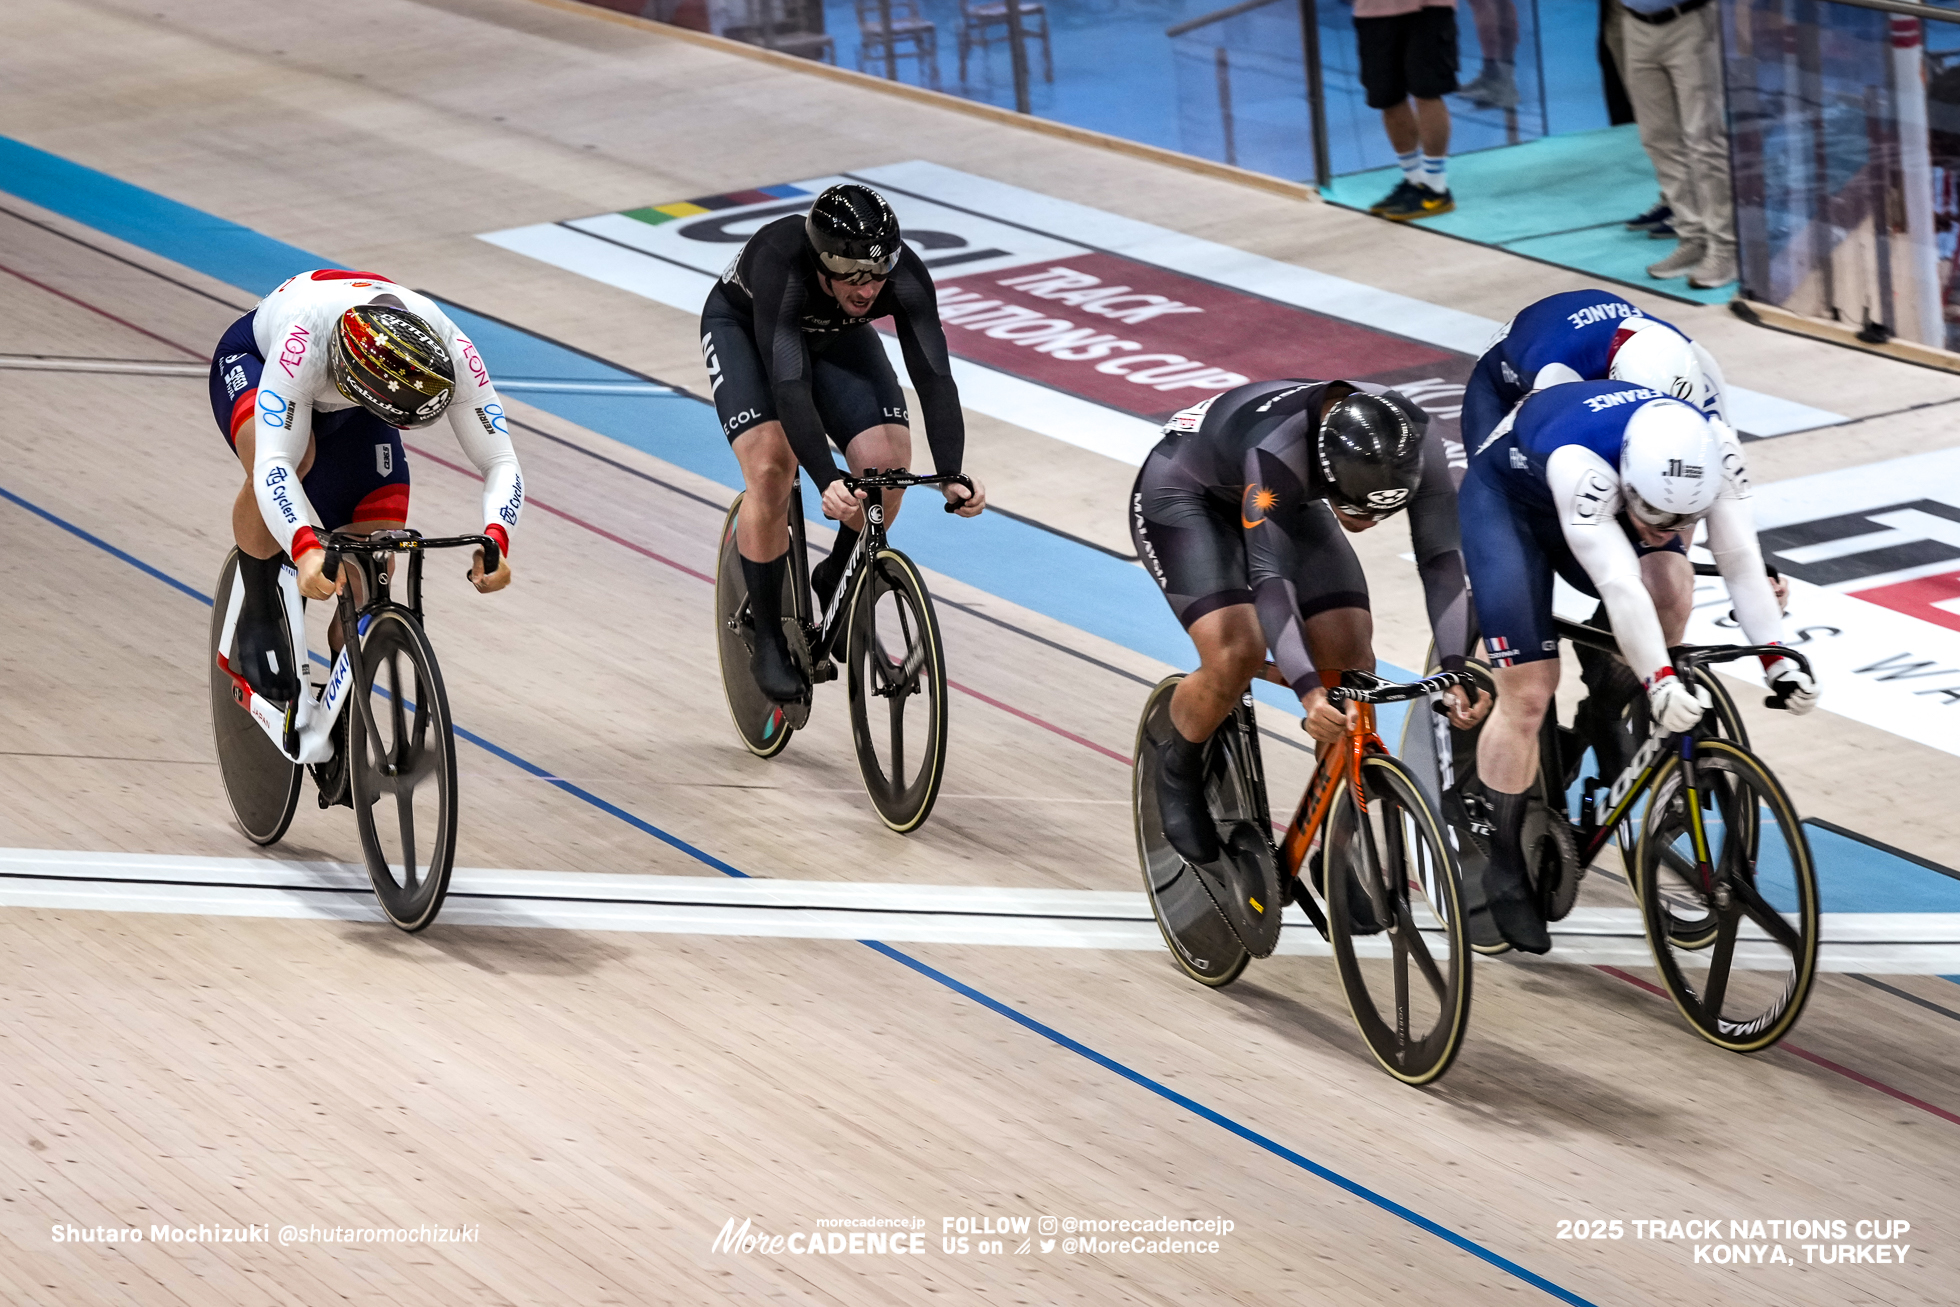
top-left (3, 849), bottom-right (1956, 972)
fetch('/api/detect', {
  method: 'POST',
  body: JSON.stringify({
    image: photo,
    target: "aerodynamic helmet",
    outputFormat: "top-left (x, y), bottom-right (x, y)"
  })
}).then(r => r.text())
top-left (805, 183), bottom-right (902, 284)
top-left (1619, 398), bottom-right (1723, 531)
top-left (330, 304), bottom-right (456, 428)
top-left (1317, 391), bottom-right (1425, 520)
top-left (1608, 318), bottom-right (1706, 407)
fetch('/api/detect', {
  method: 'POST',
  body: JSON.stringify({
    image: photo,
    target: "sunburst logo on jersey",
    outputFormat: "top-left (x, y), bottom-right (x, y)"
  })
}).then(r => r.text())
top-left (1241, 483), bottom-right (1278, 529)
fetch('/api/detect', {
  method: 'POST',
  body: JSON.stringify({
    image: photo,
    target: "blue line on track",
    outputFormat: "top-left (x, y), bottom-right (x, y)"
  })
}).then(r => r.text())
top-left (1, 478), bottom-right (1595, 1305)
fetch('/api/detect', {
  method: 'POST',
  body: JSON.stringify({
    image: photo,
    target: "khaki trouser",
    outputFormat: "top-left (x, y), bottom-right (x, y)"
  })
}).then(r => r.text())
top-left (1619, 4), bottom-right (1734, 254)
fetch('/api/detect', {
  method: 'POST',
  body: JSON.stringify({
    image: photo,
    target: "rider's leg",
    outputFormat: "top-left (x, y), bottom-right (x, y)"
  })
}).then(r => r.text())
top-left (1458, 460), bottom-right (1558, 952)
top-left (230, 422), bottom-right (317, 702)
top-left (731, 421), bottom-right (807, 702)
top-left (1159, 603), bottom-right (1267, 862)
top-left (1478, 658), bottom-right (1559, 953)
top-left (812, 420), bottom-right (911, 609)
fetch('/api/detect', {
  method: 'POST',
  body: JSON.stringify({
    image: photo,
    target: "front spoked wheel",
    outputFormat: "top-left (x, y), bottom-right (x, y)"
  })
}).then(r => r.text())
top-left (348, 608), bottom-right (458, 932)
top-left (1327, 754), bottom-right (1472, 1085)
top-left (846, 549), bottom-right (948, 833)
top-left (1637, 739), bottom-right (1818, 1052)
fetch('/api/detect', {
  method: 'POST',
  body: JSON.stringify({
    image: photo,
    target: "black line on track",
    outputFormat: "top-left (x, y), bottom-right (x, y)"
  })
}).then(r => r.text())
top-left (0, 870), bottom-right (1156, 922)
top-left (36, 226), bottom-right (1298, 756)
top-left (1804, 817), bottom-right (1960, 881)
top-left (1849, 974), bottom-right (1960, 1024)
top-left (0, 202), bottom-right (253, 311)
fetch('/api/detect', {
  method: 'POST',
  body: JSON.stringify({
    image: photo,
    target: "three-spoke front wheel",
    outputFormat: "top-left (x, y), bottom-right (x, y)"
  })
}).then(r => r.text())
top-left (846, 549), bottom-right (948, 834)
top-left (348, 609), bottom-right (458, 932)
top-left (1325, 754), bottom-right (1472, 1086)
top-left (1636, 739), bottom-right (1818, 1053)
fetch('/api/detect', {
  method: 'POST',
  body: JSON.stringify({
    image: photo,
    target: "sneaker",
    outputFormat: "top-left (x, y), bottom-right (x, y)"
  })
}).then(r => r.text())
top-left (1625, 200), bottom-right (1672, 231)
top-left (1467, 64), bottom-right (1518, 110)
top-left (1646, 220), bottom-right (1677, 239)
top-left (1155, 736), bottom-right (1220, 865)
top-left (1688, 247), bottom-right (1737, 290)
top-left (1368, 179), bottom-right (1419, 216)
top-left (1646, 240), bottom-right (1705, 280)
top-left (1380, 184), bottom-right (1454, 221)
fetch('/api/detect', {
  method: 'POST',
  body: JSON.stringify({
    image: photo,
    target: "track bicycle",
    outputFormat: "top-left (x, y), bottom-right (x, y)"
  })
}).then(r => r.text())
top-left (715, 468), bottom-right (973, 834)
top-left (1132, 668), bottom-right (1477, 1086)
top-left (210, 529), bottom-right (495, 931)
top-left (1415, 616), bottom-right (1819, 1053)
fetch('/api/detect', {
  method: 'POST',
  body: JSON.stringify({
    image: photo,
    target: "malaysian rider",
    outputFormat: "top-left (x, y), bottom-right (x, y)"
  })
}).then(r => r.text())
top-left (1132, 379), bottom-right (1491, 892)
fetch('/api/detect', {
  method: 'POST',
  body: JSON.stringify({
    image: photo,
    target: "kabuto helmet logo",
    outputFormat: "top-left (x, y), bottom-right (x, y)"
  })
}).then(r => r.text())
top-left (331, 303), bottom-right (456, 428)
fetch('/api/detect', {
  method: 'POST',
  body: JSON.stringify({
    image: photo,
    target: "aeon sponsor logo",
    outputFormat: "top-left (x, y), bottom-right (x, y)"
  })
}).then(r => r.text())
top-left (456, 335), bottom-right (489, 389)
top-left (277, 325), bottom-right (310, 378)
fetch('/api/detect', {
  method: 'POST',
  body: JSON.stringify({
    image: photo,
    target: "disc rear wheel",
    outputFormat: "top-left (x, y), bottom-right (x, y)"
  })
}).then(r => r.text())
top-left (348, 609), bottom-right (458, 932)
top-left (714, 493), bottom-right (807, 758)
top-left (209, 549), bottom-right (302, 845)
top-left (1131, 676), bottom-right (1250, 987)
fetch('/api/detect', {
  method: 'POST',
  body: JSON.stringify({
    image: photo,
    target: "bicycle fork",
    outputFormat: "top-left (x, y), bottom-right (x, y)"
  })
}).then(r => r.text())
top-left (1677, 733), bottom-right (1720, 906)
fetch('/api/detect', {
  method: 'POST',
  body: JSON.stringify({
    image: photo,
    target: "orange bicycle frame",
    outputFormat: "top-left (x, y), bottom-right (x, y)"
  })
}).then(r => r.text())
top-left (1276, 701), bottom-right (1382, 880)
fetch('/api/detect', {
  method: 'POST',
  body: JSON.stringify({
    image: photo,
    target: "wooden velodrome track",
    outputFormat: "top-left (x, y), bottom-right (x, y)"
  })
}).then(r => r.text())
top-left (2, 1), bottom-right (1958, 1302)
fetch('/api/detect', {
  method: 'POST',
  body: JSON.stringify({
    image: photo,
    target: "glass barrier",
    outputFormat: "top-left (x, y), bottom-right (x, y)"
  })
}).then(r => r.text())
top-left (1726, 0), bottom-right (1960, 349)
top-left (612, 1), bottom-right (1617, 184)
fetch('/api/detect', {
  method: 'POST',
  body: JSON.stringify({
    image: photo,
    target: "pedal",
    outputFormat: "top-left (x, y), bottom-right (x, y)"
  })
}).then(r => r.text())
top-left (809, 658), bottom-right (837, 684)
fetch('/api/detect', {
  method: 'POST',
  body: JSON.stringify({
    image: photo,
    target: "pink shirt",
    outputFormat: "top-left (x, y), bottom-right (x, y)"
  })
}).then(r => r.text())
top-left (1351, 0), bottom-right (1453, 16)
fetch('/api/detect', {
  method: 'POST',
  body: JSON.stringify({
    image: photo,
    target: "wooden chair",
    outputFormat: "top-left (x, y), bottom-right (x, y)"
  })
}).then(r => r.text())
top-left (957, 0), bottom-right (1052, 85)
top-left (855, 0), bottom-right (941, 89)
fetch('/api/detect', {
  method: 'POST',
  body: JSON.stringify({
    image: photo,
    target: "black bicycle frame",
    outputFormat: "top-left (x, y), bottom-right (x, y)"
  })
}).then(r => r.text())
top-left (320, 529), bottom-right (494, 777)
top-left (1552, 616), bottom-right (1811, 875)
top-left (784, 468), bottom-right (972, 664)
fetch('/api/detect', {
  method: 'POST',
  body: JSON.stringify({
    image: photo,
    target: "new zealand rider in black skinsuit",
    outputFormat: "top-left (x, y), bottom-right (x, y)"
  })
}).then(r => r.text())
top-left (699, 183), bottom-right (986, 701)
top-left (1130, 379), bottom-right (1490, 880)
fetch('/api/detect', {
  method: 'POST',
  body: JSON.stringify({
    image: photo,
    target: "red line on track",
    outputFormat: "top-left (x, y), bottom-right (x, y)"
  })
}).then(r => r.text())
top-left (408, 444), bottom-right (715, 584)
top-left (407, 444), bottom-right (1129, 761)
top-left (1595, 965), bottom-right (1960, 1128)
top-left (0, 260), bottom-right (207, 360)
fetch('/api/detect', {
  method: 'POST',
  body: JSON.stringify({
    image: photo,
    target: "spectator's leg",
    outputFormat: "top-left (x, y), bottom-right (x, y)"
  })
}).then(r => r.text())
top-left (1621, 11), bottom-right (1702, 277)
top-left (1411, 8), bottom-right (1458, 200)
top-left (1672, 7), bottom-right (1736, 286)
top-left (1359, 15), bottom-right (1424, 212)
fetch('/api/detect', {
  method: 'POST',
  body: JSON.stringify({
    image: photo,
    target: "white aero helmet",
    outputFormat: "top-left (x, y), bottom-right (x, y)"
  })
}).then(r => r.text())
top-left (1608, 318), bottom-right (1705, 406)
top-left (1619, 398), bottom-right (1723, 531)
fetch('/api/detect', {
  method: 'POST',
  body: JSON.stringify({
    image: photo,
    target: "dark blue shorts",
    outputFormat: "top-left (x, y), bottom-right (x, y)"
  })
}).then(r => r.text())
top-left (209, 310), bottom-right (412, 532)
top-left (1459, 440), bottom-right (1685, 668)
top-left (1459, 349), bottom-right (1520, 458)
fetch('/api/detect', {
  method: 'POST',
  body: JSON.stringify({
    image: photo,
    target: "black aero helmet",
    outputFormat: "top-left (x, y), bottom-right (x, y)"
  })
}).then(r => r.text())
top-left (330, 303), bottom-right (456, 428)
top-left (805, 183), bottom-right (902, 283)
top-left (1317, 391), bottom-right (1424, 520)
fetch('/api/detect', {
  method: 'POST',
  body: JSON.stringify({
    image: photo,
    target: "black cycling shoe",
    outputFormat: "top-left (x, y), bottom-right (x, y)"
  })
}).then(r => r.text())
top-left (1308, 835), bottom-right (1384, 935)
top-left (1156, 731), bottom-right (1220, 865)
top-left (740, 551), bottom-right (808, 704)
top-left (810, 524), bottom-right (860, 614)
top-left (748, 622), bottom-right (808, 704)
top-left (234, 552), bottom-right (298, 703)
top-left (1483, 853), bottom-right (1552, 954)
